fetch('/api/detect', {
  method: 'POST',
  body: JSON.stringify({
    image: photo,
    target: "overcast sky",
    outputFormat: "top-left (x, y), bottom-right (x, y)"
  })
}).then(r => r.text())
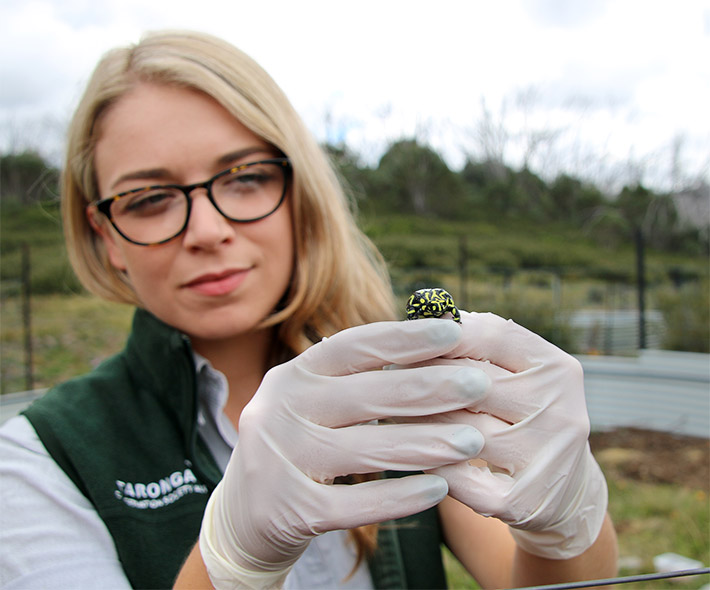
top-left (1, 0), bottom-right (708, 191)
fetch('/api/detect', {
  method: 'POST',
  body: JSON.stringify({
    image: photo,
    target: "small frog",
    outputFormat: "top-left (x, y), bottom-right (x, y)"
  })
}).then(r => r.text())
top-left (405, 288), bottom-right (461, 323)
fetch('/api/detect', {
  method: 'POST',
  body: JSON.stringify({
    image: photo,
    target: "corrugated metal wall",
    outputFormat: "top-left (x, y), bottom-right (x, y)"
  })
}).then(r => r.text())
top-left (570, 309), bottom-right (666, 356)
top-left (579, 350), bottom-right (710, 438)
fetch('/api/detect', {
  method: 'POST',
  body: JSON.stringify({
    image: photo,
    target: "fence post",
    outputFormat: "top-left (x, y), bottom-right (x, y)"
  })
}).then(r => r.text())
top-left (458, 234), bottom-right (469, 311)
top-left (21, 243), bottom-right (34, 391)
top-left (635, 228), bottom-right (647, 350)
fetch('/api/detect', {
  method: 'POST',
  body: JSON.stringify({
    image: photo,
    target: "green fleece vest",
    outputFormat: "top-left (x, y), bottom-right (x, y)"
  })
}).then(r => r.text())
top-left (24, 309), bottom-right (447, 589)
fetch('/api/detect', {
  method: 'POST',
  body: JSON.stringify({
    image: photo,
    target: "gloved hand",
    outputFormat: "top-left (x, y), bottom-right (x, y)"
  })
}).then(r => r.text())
top-left (199, 319), bottom-right (490, 589)
top-left (396, 311), bottom-right (608, 559)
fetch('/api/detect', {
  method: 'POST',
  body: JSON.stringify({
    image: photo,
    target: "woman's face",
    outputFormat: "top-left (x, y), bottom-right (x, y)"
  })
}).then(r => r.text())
top-left (93, 82), bottom-right (295, 345)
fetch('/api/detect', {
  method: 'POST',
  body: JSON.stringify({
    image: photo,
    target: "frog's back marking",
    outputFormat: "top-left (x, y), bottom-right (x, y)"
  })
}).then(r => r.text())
top-left (405, 288), bottom-right (461, 323)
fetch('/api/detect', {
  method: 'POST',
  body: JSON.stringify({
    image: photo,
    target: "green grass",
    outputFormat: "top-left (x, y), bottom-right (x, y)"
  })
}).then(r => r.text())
top-left (441, 471), bottom-right (709, 590)
top-left (0, 294), bottom-right (133, 392)
top-left (609, 479), bottom-right (709, 571)
top-left (0, 199), bottom-right (83, 296)
top-left (443, 546), bottom-right (480, 589)
top-left (362, 214), bottom-right (707, 286)
top-left (602, 477), bottom-right (709, 590)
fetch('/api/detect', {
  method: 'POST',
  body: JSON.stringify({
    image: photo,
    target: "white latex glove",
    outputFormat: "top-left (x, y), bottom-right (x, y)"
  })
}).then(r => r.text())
top-left (199, 319), bottom-right (490, 589)
top-left (397, 311), bottom-right (608, 559)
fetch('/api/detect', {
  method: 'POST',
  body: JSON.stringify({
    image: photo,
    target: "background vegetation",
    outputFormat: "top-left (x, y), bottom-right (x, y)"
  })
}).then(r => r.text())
top-left (1, 143), bottom-right (708, 393)
top-left (1, 143), bottom-right (708, 588)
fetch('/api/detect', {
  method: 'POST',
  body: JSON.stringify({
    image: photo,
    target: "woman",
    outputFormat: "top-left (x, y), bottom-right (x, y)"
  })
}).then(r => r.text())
top-left (0, 30), bottom-right (617, 589)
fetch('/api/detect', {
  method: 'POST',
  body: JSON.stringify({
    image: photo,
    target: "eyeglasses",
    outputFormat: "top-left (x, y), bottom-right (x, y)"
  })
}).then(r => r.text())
top-left (90, 158), bottom-right (291, 246)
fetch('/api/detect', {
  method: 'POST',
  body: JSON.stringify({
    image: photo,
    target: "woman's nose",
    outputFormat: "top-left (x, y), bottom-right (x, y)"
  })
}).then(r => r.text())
top-left (182, 191), bottom-right (234, 250)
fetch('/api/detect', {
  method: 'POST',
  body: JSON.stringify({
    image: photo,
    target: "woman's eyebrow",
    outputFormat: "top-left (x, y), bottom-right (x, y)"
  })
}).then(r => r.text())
top-left (215, 147), bottom-right (275, 168)
top-left (110, 147), bottom-right (274, 191)
top-left (111, 168), bottom-right (171, 191)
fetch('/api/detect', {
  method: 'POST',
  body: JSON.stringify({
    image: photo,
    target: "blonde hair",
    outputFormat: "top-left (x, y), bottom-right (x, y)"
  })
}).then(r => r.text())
top-left (63, 30), bottom-right (396, 559)
top-left (64, 30), bottom-right (397, 351)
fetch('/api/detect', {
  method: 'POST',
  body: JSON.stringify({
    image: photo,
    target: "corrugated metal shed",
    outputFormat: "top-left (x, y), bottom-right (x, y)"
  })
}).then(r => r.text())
top-left (570, 309), bottom-right (666, 355)
top-left (579, 350), bottom-right (710, 438)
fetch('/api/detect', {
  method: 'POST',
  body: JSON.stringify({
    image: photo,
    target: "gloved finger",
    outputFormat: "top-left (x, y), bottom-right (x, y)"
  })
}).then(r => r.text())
top-left (462, 411), bottom-right (538, 473)
top-left (298, 319), bottom-right (462, 376)
top-left (447, 311), bottom-right (568, 373)
top-left (430, 430), bottom-right (594, 528)
top-left (387, 357), bottom-right (535, 425)
top-left (418, 406), bottom-right (593, 524)
top-left (392, 409), bottom-right (531, 472)
top-left (408, 411), bottom-right (532, 522)
top-left (285, 422), bottom-right (484, 482)
top-left (468, 358), bottom-right (588, 430)
top-left (397, 403), bottom-right (585, 475)
top-left (427, 461), bottom-right (519, 521)
top-left (285, 364), bottom-right (490, 427)
top-left (395, 351), bottom-right (585, 426)
top-left (309, 474), bottom-right (450, 533)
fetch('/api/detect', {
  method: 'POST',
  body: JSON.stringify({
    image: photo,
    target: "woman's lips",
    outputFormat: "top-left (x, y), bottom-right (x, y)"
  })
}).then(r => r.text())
top-left (183, 269), bottom-right (249, 296)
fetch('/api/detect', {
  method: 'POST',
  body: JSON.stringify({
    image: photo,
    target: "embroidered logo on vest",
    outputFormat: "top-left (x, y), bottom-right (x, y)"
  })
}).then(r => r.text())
top-left (114, 464), bottom-right (208, 509)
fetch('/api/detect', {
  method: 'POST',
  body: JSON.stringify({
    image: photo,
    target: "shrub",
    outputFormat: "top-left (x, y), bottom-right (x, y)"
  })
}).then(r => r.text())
top-left (657, 280), bottom-right (710, 352)
top-left (486, 291), bottom-right (576, 352)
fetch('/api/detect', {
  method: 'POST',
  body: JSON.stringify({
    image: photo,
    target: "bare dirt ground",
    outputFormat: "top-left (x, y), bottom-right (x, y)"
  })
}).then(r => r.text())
top-left (590, 427), bottom-right (710, 492)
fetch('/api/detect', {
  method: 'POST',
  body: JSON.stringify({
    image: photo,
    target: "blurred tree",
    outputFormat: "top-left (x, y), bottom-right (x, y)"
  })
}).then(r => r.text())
top-left (0, 151), bottom-right (59, 205)
top-left (548, 174), bottom-right (605, 224)
top-left (461, 160), bottom-right (552, 221)
top-left (372, 139), bottom-right (467, 218)
top-left (586, 183), bottom-right (693, 253)
top-left (513, 167), bottom-right (551, 221)
top-left (323, 143), bottom-right (372, 206)
top-left (616, 184), bottom-right (680, 250)
top-left (460, 159), bottom-right (511, 214)
top-left (670, 180), bottom-right (709, 254)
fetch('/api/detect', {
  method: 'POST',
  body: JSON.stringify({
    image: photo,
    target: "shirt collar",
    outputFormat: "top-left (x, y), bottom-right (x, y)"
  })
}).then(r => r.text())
top-left (193, 352), bottom-right (239, 449)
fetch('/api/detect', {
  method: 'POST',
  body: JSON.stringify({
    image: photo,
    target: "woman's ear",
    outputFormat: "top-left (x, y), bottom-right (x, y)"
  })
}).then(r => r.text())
top-left (86, 207), bottom-right (128, 272)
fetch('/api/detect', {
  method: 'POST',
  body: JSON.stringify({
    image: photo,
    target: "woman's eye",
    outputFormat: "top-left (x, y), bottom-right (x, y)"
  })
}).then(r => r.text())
top-left (226, 172), bottom-right (268, 188)
top-left (122, 190), bottom-right (179, 214)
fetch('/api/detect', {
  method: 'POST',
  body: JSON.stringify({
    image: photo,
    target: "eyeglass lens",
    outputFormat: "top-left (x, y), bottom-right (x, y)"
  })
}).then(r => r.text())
top-left (107, 160), bottom-right (287, 245)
